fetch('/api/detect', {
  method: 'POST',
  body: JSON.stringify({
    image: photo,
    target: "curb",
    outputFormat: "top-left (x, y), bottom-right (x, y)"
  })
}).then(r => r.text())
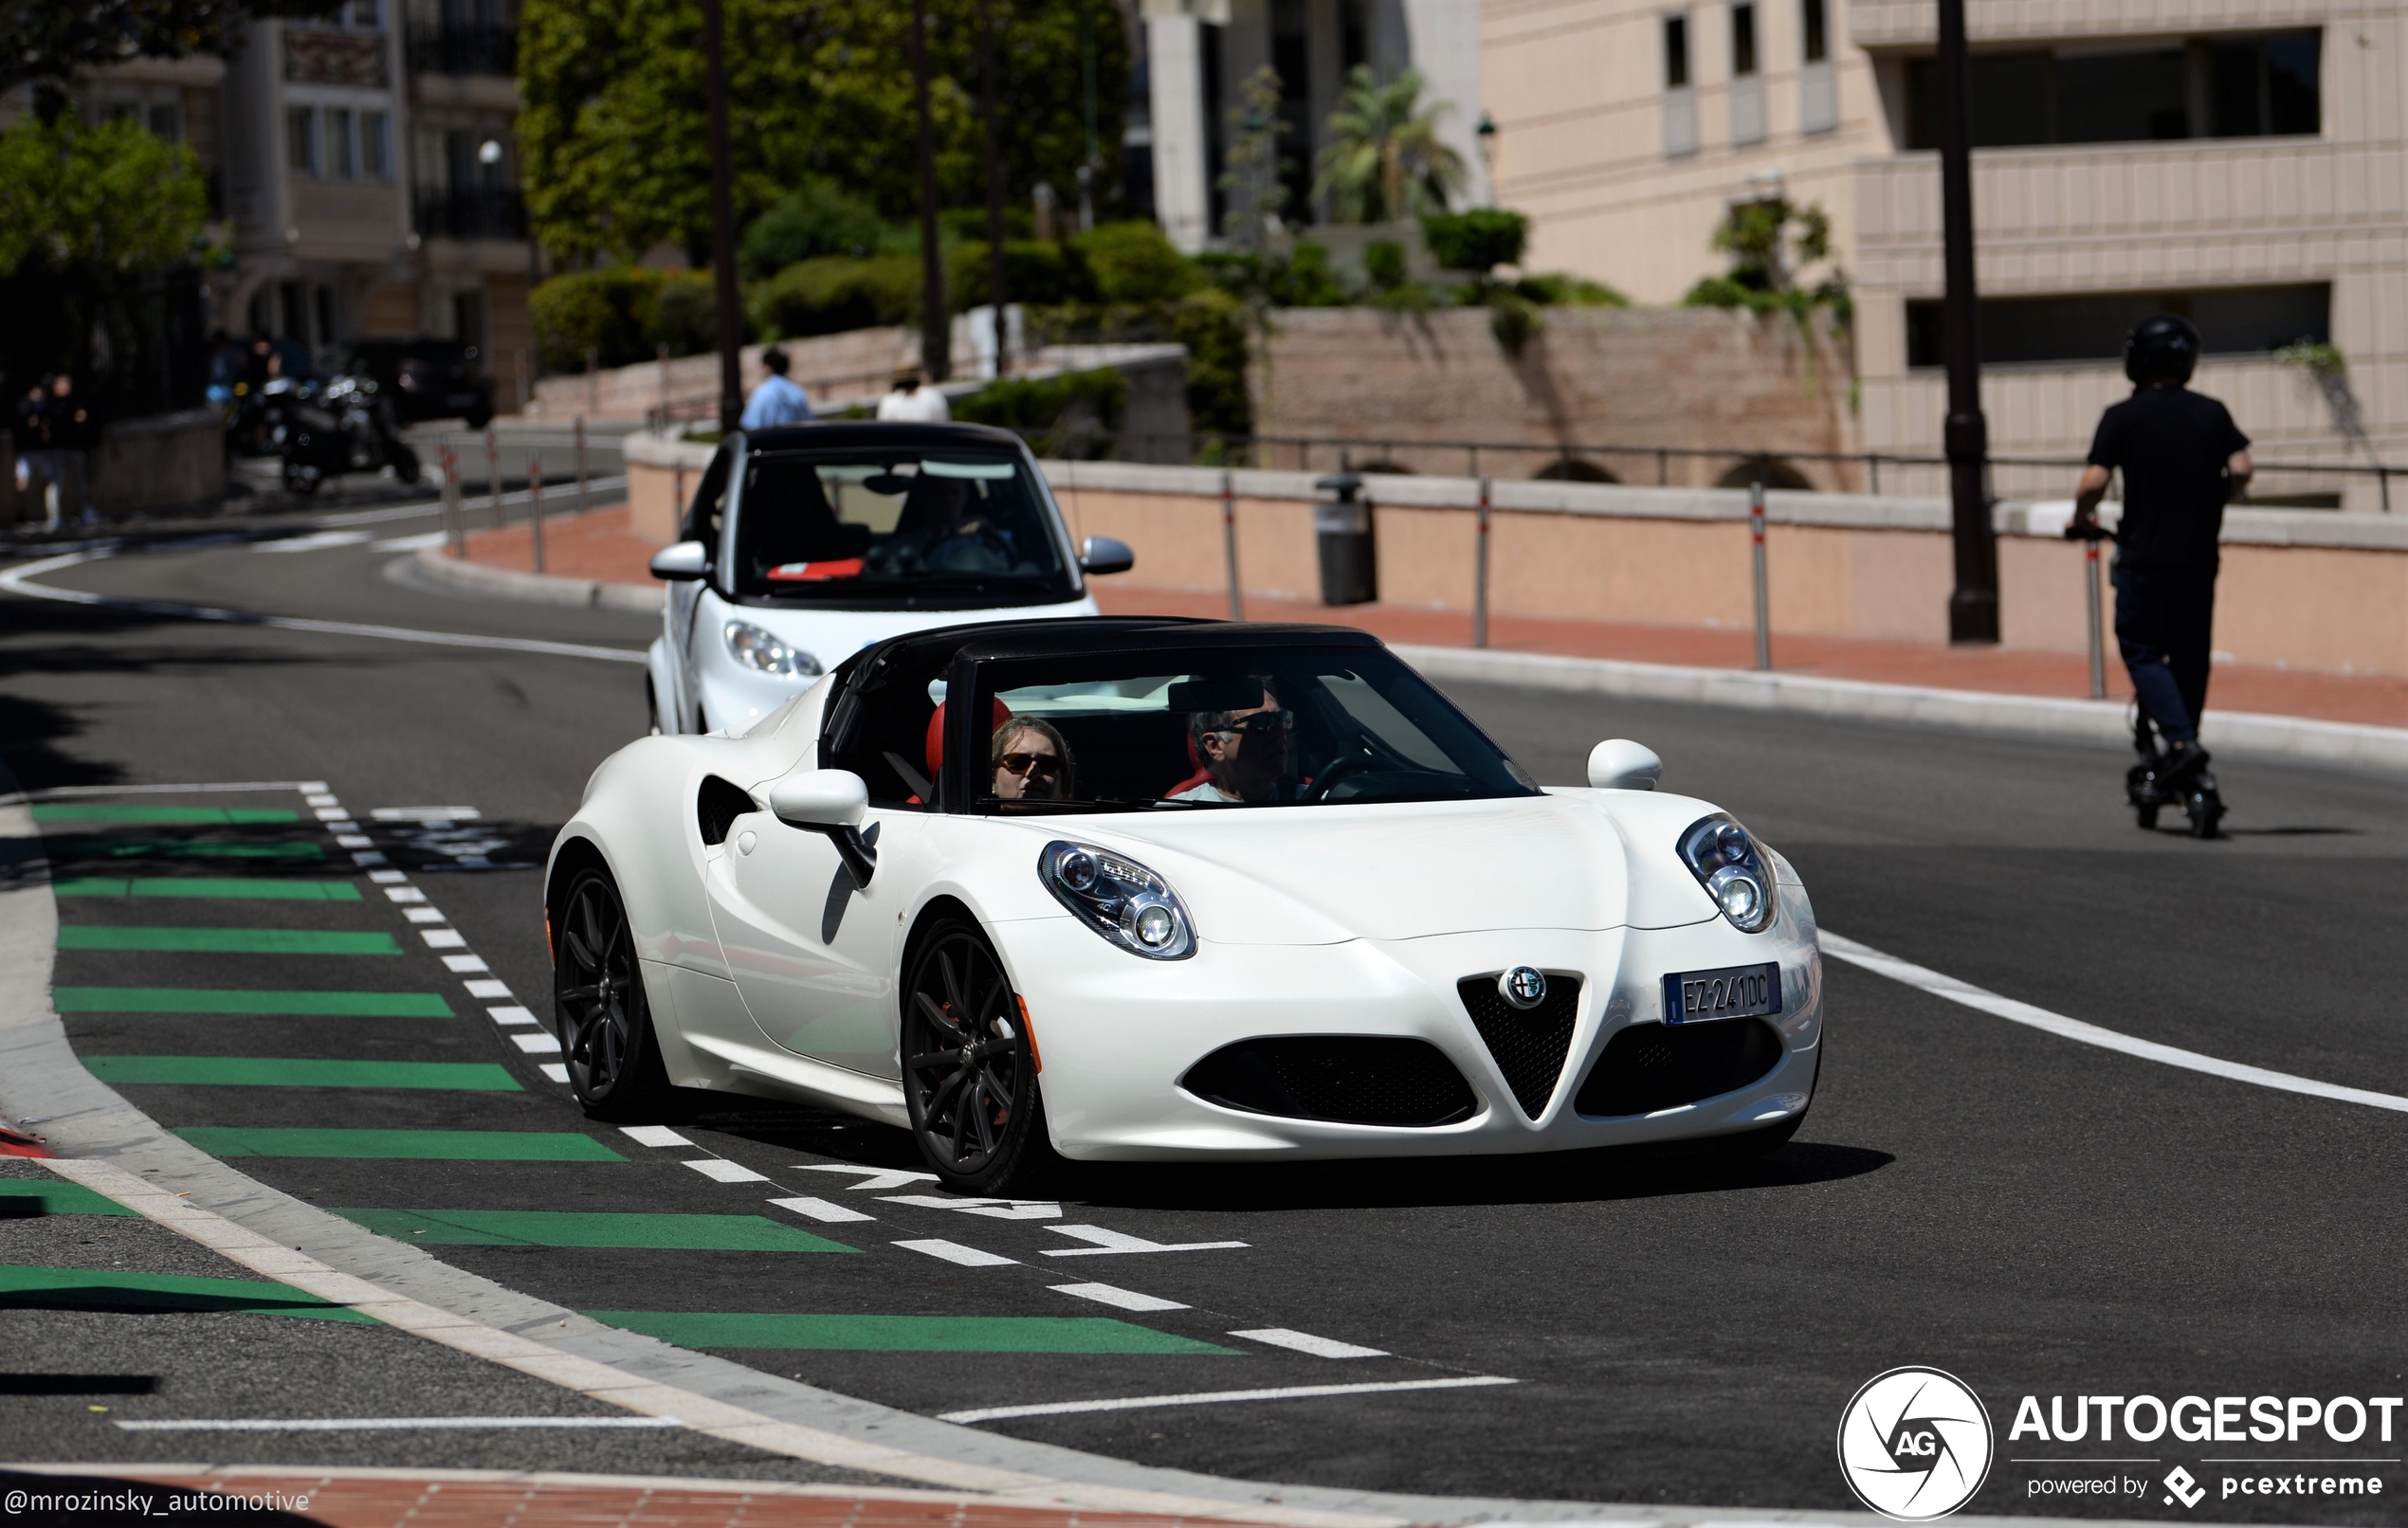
top-left (1393, 645), bottom-right (2408, 775)
top-left (405, 544), bottom-right (666, 613)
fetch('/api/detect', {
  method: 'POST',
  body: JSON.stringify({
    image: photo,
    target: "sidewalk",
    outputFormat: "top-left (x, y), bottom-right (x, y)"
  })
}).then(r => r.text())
top-left (438, 505), bottom-right (2408, 731)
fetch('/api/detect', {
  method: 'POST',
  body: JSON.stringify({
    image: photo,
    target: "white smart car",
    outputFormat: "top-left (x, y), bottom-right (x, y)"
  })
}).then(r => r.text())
top-left (551, 618), bottom-right (1824, 1191)
top-left (643, 422), bottom-right (1131, 737)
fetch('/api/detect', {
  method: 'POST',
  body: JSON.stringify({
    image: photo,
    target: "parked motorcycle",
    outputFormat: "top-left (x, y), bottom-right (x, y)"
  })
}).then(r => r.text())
top-left (232, 373), bottom-right (421, 494)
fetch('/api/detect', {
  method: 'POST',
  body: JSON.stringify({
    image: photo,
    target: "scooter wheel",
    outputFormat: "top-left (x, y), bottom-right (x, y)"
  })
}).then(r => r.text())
top-left (389, 443), bottom-right (422, 485)
top-left (2187, 791), bottom-right (2223, 839)
top-left (2135, 803), bottom-right (2160, 830)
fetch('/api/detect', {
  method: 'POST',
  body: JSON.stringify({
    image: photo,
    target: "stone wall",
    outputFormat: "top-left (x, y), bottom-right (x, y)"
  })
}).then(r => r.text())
top-left (1250, 306), bottom-right (1864, 490)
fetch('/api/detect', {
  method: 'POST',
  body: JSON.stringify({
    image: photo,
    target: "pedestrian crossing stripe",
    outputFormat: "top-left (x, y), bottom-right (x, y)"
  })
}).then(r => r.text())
top-left (0, 1180), bottom-right (141, 1217)
top-left (31, 806), bottom-right (301, 824)
top-left (84, 1057), bottom-right (521, 1090)
top-left (53, 988), bottom-right (453, 1016)
top-left (0, 1264), bottom-right (374, 1322)
top-left (52, 878), bottom-right (363, 900)
top-left (584, 1311), bottom-right (1238, 1354)
top-left (59, 927), bottom-right (404, 955)
top-left (335, 1208), bottom-right (858, 1251)
top-left (175, 1127), bottom-right (624, 1161)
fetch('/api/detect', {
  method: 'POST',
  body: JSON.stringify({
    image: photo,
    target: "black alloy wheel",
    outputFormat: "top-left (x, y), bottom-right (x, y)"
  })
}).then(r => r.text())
top-left (554, 866), bottom-right (671, 1119)
top-left (902, 919), bottom-right (1052, 1193)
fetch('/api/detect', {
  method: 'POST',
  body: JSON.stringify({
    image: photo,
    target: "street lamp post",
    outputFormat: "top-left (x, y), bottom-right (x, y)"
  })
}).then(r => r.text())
top-left (910, 0), bottom-right (950, 383)
top-left (701, 0), bottom-right (742, 434)
top-left (1935, 0), bottom-right (1998, 643)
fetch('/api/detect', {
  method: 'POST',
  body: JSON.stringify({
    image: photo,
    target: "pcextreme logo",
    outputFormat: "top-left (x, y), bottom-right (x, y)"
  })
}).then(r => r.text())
top-left (1837, 1367), bottom-right (1997, 1521)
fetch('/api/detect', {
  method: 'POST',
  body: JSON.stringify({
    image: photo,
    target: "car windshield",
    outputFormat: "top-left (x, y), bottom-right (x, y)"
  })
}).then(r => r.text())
top-left (967, 646), bottom-right (1541, 811)
top-left (731, 446), bottom-right (1076, 604)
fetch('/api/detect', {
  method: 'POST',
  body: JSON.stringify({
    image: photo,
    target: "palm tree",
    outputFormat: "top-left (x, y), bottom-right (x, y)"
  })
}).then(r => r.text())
top-left (1311, 66), bottom-right (1466, 224)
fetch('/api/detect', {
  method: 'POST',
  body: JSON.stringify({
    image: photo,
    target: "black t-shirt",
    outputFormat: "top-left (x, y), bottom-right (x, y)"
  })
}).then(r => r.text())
top-left (2087, 385), bottom-right (2250, 571)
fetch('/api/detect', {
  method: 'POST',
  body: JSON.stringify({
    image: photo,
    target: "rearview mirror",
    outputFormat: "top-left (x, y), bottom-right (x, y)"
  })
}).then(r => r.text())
top-left (1588, 739), bottom-right (1662, 791)
top-left (649, 540), bottom-right (710, 581)
top-left (769, 770), bottom-right (875, 882)
top-left (1080, 535), bottom-right (1135, 575)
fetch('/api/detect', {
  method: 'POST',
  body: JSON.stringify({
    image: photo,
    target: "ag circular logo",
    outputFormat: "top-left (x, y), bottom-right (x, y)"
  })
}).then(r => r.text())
top-left (1836, 1367), bottom-right (1995, 1521)
top-left (1500, 966), bottom-right (1547, 1010)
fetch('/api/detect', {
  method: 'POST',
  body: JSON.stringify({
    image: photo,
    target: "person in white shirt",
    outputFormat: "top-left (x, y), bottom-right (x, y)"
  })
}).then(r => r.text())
top-left (1169, 682), bottom-right (1298, 803)
top-left (876, 368), bottom-right (951, 423)
top-left (739, 348), bottom-right (814, 430)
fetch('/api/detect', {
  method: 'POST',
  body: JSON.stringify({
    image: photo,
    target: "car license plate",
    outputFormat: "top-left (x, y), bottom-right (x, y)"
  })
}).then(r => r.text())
top-left (1663, 962), bottom-right (1781, 1025)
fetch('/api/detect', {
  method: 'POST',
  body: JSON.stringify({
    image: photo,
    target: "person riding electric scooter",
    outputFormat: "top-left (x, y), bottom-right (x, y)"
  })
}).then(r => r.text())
top-left (2069, 314), bottom-right (2253, 837)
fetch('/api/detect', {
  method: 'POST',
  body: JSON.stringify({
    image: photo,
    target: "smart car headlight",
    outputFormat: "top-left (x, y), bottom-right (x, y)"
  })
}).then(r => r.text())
top-left (722, 620), bottom-right (822, 678)
top-left (1677, 813), bottom-right (1776, 933)
top-left (1038, 840), bottom-right (1196, 960)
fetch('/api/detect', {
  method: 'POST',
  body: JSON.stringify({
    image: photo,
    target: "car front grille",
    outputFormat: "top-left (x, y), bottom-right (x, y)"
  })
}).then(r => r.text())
top-left (1456, 973), bottom-right (1583, 1119)
top-left (1573, 1018), bottom-right (1783, 1118)
top-left (1180, 1037), bottom-right (1478, 1127)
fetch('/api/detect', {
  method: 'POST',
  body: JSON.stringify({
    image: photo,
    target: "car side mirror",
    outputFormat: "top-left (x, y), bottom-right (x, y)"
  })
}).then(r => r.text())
top-left (768, 770), bottom-right (875, 882)
top-left (649, 540), bottom-right (711, 581)
top-left (1588, 738), bottom-right (1662, 791)
top-left (1080, 535), bottom-right (1135, 575)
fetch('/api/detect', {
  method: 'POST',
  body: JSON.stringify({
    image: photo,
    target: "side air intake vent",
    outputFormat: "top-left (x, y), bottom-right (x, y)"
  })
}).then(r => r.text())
top-left (697, 776), bottom-right (757, 846)
top-left (1457, 973), bottom-right (1582, 1119)
top-left (1574, 1019), bottom-right (1782, 1118)
top-left (1181, 1038), bottom-right (1477, 1127)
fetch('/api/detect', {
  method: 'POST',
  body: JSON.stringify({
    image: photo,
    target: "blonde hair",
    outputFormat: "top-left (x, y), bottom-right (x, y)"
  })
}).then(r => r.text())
top-left (991, 716), bottom-right (1074, 797)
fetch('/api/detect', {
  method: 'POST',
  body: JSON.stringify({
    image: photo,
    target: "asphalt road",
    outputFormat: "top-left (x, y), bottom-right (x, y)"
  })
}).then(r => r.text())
top-left (2, 519), bottom-right (2402, 1520)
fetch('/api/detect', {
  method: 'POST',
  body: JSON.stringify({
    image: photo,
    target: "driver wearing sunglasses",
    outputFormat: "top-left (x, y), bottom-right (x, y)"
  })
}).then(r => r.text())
top-left (990, 716), bottom-right (1074, 802)
top-left (1170, 681), bottom-right (1299, 803)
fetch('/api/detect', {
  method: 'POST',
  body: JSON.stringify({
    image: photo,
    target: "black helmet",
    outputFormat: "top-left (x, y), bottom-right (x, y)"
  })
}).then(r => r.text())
top-left (2125, 314), bottom-right (2200, 385)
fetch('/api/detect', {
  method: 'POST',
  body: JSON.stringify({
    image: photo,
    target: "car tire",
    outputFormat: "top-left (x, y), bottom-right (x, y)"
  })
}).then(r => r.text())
top-left (645, 679), bottom-right (662, 736)
top-left (465, 408), bottom-right (493, 429)
top-left (901, 917), bottom-right (1055, 1194)
top-left (553, 864), bottom-right (674, 1120)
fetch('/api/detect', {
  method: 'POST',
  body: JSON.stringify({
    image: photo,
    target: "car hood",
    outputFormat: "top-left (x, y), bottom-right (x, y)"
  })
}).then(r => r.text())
top-left (1065, 791), bottom-right (1724, 944)
top-left (712, 592), bottom-right (1100, 670)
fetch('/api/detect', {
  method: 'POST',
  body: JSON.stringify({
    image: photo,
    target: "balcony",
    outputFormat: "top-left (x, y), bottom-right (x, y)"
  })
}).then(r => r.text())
top-left (406, 23), bottom-right (516, 78)
top-left (414, 188), bottom-right (526, 242)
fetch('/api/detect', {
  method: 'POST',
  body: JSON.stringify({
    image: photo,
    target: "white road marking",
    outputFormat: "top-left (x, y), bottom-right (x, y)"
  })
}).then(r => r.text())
top-left (893, 1238), bottom-right (1017, 1267)
top-left (350, 850), bottom-right (387, 865)
top-left (683, 1158), bottom-right (770, 1184)
top-left (1051, 1282), bottom-right (1189, 1313)
top-left (877, 1194), bottom-right (1061, 1220)
top-left (441, 955), bottom-right (489, 973)
top-left (314, 807), bottom-right (351, 821)
top-left (115, 1415), bottom-right (683, 1432)
top-left (511, 1032), bottom-right (562, 1055)
top-left (464, 979), bottom-right (512, 999)
top-left (368, 869), bottom-right (407, 884)
top-left (767, 1195), bottom-right (875, 1224)
top-left (304, 793), bottom-right (340, 808)
top-left (1821, 931), bottom-right (2408, 1116)
top-left (619, 1125), bottom-right (692, 1148)
top-left (370, 530), bottom-right (449, 551)
top-left (939, 1375), bottom-right (1517, 1426)
top-left (421, 929), bottom-right (466, 949)
top-left (334, 833), bottom-right (371, 846)
top-left (29, 781), bottom-right (316, 796)
top-left (374, 806), bottom-right (482, 820)
top-left (384, 886), bottom-right (427, 903)
top-left (255, 530), bottom-right (374, 554)
top-left (1042, 1225), bottom-right (1250, 1257)
top-left (538, 1064), bottom-right (570, 1083)
top-left (487, 1006), bottom-right (538, 1027)
top-left (792, 1164), bottom-right (939, 1191)
top-left (1231, 1329), bottom-right (1388, 1359)
top-left (402, 906), bottom-right (445, 924)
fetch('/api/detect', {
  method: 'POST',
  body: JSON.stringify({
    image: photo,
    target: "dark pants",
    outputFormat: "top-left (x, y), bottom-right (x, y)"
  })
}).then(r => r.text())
top-left (2113, 559), bottom-right (2216, 743)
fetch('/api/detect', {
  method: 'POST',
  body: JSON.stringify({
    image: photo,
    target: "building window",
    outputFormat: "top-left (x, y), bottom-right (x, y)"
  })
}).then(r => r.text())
top-left (346, 0), bottom-right (382, 27)
top-left (1664, 14), bottom-right (1690, 87)
top-left (1801, 0), bottom-right (1827, 62)
top-left (1905, 30), bottom-right (2320, 147)
top-left (1799, 0), bottom-right (1835, 131)
top-left (327, 106), bottom-right (356, 177)
top-left (362, 110), bottom-right (392, 177)
top-left (286, 105), bottom-right (318, 174)
top-left (1904, 284), bottom-right (2330, 368)
top-left (1731, 4), bottom-right (1757, 75)
top-left (146, 101), bottom-right (182, 141)
top-left (1730, 3), bottom-right (1764, 143)
top-left (1663, 13), bottom-right (1697, 155)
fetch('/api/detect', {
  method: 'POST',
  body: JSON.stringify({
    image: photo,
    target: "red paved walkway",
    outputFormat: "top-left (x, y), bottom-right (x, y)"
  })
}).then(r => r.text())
top-left (450, 507), bottom-right (2408, 729)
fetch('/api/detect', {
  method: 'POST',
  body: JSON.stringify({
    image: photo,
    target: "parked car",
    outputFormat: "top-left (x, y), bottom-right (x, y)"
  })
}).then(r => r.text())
top-left (547, 616), bottom-right (1824, 1191)
top-left (644, 421), bottom-right (1134, 737)
top-left (343, 339), bottom-right (494, 428)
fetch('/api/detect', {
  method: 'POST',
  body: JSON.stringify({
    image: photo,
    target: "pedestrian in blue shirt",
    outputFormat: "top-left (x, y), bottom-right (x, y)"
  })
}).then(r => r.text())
top-left (739, 348), bottom-right (814, 430)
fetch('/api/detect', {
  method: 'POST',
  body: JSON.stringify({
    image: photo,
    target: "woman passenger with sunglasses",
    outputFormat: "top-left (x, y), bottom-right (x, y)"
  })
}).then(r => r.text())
top-left (990, 717), bottom-right (1074, 802)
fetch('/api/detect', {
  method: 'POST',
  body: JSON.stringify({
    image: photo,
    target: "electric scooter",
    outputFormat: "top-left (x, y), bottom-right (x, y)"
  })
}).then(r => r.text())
top-left (2065, 517), bottom-right (2224, 838)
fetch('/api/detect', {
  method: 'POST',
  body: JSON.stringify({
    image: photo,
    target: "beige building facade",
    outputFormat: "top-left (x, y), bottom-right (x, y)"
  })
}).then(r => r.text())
top-left (1483, 0), bottom-right (2406, 509)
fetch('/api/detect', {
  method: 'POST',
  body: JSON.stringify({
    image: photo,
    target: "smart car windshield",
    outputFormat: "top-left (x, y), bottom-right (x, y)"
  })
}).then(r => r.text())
top-left (966, 647), bottom-right (1541, 811)
top-left (730, 446), bottom-right (1076, 605)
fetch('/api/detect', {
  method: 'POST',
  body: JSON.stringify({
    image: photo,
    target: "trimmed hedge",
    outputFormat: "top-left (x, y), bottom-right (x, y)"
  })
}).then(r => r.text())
top-left (748, 254), bottom-right (920, 340)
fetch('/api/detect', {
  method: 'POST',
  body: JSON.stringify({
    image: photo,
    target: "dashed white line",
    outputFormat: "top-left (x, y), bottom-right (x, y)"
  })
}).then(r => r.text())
top-left (538, 1063), bottom-right (570, 1083)
top-left (511, 1032), bottom-right (563, 1055)
top-left (374, 806), bottom-right (482, 821)
top-left (421, 929), bottom-right (467, 949)
top-left (487, 1006), bottom-right (538, 1027)
top-left (1051, 1282), bottom-right (1189, 1313)
top-left (682, 1158), bottom-right (770, 1184)
top-left (893, 1238), bottom-right (1018, 1267)
top-left (877, 1193), bottom-right (1061, 1220)
top-left (1042, 1225), bottom-right (1250, 1257)
top-left (367, 868), bottom-right (407, 884)
top-left (384, 886), bottom-right (428, 903)
top-left (619, 1126), bottom-right (692, 1148)
top-left (938, 1375), bottom-right (1518, 1426)
top-left (464, 979), bottom-right (512, 999)
top-left (767, 1195), bottom-right (876, 1224)
top-left (1231, 1328), bottom-right (1388, 1359)
top-left (115, 1415), bottom-right (683, 1432)
top-left (791, 1164), bottom-right (938, 1191)
top-left (402, 907), bottom-right (445, 924)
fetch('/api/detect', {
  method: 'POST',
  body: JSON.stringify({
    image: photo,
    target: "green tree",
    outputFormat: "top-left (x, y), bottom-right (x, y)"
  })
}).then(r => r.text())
top-left (739, 178), bottom-right (887, 279)
top-left (3, 0), bottom-right (342, 109)
top-left (0, 115), bottom-right (208, 274)
top-left (1311, 65), bottom-right (1465, 225)
top-left (1684, 193), bottom-right (1843, 311)
top-left (518, 0), bottom-right (1123, 264)
top-left (1216, 64), bottom-right (1287, 251)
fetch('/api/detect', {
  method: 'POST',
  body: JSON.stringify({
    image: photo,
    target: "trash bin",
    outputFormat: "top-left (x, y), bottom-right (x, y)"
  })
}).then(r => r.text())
top-left (1313, 471), bottom-right (1376, 606)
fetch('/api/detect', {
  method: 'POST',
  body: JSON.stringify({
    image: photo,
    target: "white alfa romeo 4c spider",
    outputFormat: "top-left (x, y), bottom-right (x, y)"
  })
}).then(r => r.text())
top-left (546, 618), bottom-right (1824, 1191)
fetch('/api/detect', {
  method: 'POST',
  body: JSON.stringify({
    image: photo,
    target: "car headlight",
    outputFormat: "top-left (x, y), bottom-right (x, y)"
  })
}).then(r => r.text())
top-left (1677, 813), bottom-right (1776, 933)
top-left (722, 620), bottom-right (822, 678)
top-left (1038, 840), bottom-right (1196, 960)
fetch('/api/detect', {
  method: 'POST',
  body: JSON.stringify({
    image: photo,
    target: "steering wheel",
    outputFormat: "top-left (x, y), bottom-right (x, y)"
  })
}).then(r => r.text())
top-left (1301, 752), bottom-right (1379, 801)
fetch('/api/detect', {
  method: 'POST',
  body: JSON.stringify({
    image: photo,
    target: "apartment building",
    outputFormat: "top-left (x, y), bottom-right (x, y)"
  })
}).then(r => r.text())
top-left (1483, 0), bottom-right (2405, 507)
